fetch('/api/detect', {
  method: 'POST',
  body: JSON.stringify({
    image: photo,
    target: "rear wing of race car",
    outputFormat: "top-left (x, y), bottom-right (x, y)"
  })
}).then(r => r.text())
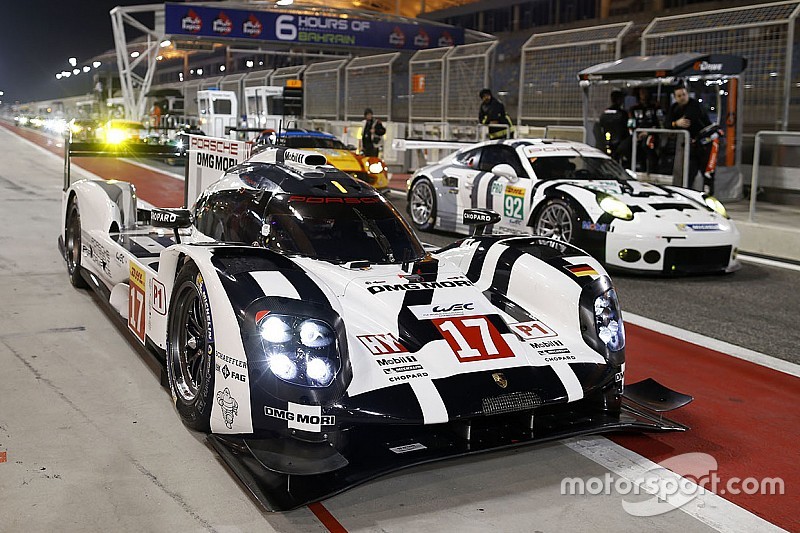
top-left (63, 139), bottom-right (185, 193)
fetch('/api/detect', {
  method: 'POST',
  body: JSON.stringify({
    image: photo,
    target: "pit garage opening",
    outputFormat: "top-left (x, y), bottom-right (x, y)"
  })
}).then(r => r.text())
top-left (579, 53), bottom-right (747, 199)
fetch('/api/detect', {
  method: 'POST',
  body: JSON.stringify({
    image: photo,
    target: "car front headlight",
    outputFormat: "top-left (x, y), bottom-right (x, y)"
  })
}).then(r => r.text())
top-left (703, 194), bottom-right (728, 218)
top-left (579, 277), bottom-right (625, 365)
top-left (107, 128), bottom-right (127, 144)
top-left (596, 193), bottom-right (633, 220)
top-left (594, 288), bottom-right (625, 352)
top-left (368, 161), bottom-right (385, 174)
top-left (258, 313), bottom-right (341, 388)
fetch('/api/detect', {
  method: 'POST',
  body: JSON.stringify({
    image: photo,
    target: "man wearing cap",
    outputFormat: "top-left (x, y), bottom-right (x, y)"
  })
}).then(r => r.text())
top-left (478, 89), bottom-right (513, 140)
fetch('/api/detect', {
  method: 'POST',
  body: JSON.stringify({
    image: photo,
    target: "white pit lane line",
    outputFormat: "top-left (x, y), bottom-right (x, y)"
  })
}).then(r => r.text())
top-left (624, 311), bottom-right (800, 378)
top-left (562, 436), bottom-right (786, 533)
top-left (121, 158), bottom-right (185, 181)
top-left (738, 253), bottom-right (800, 273)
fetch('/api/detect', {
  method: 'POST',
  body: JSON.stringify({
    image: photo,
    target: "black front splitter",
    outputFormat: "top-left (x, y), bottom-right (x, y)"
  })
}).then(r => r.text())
top-left (209, 398), bottom-right (687, 512)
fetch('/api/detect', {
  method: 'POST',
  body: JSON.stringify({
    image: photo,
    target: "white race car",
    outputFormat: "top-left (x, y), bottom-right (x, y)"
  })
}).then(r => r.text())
top-left (408, 139), bottom-right (739, 274)
top-left (59, 140), bottom-right (690, 510)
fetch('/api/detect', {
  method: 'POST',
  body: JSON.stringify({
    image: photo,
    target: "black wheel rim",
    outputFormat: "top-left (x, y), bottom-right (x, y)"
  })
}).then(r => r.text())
top-left (170, 282), bottom-right (208, 403)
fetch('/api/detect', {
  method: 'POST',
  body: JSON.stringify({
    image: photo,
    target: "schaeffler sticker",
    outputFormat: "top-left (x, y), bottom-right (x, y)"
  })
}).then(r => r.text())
top-left (128, 262), bottom-right (147, 344)
top-left (433, 316), bottom-right (514, 363)
top-left (508, 319), bottom-right (557, 341)
top-left (264, 403), bottom-right (335, 432)
top-left (357, 333), bottom-right (408, 355)
top-left (216, 387), bottom-right (238, 429)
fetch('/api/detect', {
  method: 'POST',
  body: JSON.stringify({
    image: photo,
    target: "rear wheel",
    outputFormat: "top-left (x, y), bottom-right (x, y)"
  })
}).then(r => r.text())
top-left (166, 262), bottom-right (215, 431)
top-left (65, 200), bottom-right (88, 288)
top-left (534, 199), bottom-right (577, 243)
top-left (409, 178), bottom-right (437, 232)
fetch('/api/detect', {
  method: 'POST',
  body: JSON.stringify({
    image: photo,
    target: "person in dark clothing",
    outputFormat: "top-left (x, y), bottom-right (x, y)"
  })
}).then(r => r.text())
top-left (667, 85), bottom-right (714, 193)
top-left (629, 87), bottom-right (663, 173)
top-left (361, 108), bottom-right (385, 157)
top-left (478, 88), bottom-right (513, 140)
top-left (598, 89), bottom-right (631, 166)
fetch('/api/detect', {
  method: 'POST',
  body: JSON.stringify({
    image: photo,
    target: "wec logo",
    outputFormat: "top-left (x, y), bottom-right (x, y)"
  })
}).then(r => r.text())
top-left (432, 303), bottom-right (474, 314)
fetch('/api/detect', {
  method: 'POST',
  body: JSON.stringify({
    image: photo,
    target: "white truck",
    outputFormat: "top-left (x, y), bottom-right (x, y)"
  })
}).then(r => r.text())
top-left (196, 83), bottom-right (301, 139)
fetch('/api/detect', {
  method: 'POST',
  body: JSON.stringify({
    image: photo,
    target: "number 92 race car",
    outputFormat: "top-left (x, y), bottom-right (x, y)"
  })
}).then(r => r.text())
top-left (408, 138), bottom-right (740, 274)
top-left (59, 140), bottom-right (691, 510)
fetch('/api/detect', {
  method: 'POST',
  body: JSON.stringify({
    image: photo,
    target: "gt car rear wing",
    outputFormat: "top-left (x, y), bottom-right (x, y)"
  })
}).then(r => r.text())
top-left (63, 140), bottom-right (184, 193)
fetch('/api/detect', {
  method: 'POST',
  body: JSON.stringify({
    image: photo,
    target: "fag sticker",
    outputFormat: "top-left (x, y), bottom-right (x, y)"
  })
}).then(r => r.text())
top-left (565, 264), bottom-right (599, 279)
top-left (128, 263), bottom-right (147, 344)
top-left (433, 316), bottom-right (514, 362)
top-left (508, 319), bottom-right (557, 340)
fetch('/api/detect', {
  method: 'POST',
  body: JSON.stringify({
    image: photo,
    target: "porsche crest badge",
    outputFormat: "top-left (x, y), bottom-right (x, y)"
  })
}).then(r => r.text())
top-left (492, 372), bottom-right (508, 388)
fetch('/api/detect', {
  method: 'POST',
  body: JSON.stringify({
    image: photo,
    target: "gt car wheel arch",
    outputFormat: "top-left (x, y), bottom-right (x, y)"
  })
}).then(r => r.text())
top-left (530, 194), bottom-right (585, 243)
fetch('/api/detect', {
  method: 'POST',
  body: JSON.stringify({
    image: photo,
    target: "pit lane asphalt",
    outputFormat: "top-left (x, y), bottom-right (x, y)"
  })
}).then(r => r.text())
top-left (386, 191), bottom-right (800, 365)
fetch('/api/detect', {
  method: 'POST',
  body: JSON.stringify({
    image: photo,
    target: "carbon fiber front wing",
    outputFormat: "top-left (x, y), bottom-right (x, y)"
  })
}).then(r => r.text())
top-left (209, 378), bottom-right (692, 511)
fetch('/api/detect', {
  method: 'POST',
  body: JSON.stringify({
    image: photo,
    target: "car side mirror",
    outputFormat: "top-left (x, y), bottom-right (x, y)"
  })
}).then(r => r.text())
top-left (151, 208), bottom-right (193, 244)
top-left (492, 163), bottom-right (519, 182)
top-left (463, 208), bottom-right (501, 236)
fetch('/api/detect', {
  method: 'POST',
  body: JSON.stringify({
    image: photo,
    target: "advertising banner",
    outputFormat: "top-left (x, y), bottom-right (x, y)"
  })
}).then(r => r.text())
top-left (186, 135), bottom-right (252, 207)
top-left (165, 3), bottom-right (464, 51)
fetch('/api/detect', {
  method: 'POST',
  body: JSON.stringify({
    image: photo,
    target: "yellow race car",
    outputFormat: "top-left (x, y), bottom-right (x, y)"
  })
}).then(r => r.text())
top-left (271, 129), bottom-right (389, 192)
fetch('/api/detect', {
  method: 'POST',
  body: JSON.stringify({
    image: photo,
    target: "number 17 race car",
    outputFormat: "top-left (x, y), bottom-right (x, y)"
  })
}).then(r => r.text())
top-left (59, 137), bottom-right (691, 510)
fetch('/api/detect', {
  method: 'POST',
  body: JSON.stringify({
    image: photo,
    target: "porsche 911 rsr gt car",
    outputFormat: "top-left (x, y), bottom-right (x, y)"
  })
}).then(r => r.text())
top-left (257, 129), bottom-right (390, 192)
top-left (59, 140), bottom-right (690, 510)
top-left (408, 139), bottom-right (739, 274)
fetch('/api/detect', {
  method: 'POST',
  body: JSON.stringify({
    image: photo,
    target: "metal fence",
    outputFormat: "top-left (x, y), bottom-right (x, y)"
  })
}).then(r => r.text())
top-left (304, 59), bottom-right (349, 120)
top-left (409, 47), bottom-right (453, 122)
top-left (344, 53), bottom-right (400, 120)
top-left (642, 0), bottom-right (800, 131)
top-left (445, 41), bottom-right (497, 122)
top-left (518, 22), bottom-right (631, 126)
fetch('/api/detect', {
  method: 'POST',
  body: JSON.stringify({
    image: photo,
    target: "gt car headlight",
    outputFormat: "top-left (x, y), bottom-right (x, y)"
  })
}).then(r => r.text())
top-left (703, 195), bottom-right (728, 218)
top-left (597, 193), bottom-right (633, 220)
top-left (257, 313), bottom-right (340, 388)
top-left (368, 162), bottom-right (385, 174)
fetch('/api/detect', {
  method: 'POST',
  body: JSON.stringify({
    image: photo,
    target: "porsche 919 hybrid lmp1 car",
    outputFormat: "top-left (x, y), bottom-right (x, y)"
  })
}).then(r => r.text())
top-left (59, 139), bottom-right (690, 510)
top-left (408, 139), bottom-right (739, 274)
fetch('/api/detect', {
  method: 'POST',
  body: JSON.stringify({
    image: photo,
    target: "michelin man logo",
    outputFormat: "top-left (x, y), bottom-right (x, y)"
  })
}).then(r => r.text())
top-left (216, 387), bottom-right (238, 429)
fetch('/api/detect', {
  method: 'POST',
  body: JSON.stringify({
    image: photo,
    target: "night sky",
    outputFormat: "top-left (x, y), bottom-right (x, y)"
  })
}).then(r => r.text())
top-left (0, 0), bottom-right (168, 104)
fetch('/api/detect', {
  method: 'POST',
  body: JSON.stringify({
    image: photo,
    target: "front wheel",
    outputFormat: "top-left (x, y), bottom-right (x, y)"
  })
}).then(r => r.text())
top-left (534, 199), bottom-right (578, 243)
top-left (166, 261), bottom-right (215, 431)
top-left (65, 200), bottom-right (88, 288)
top-left (409, 178), bottom-right (437, 232)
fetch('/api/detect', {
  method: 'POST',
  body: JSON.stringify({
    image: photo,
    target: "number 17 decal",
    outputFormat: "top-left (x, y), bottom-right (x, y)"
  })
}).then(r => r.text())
top-left (433, 316), bottom-right (514, 362)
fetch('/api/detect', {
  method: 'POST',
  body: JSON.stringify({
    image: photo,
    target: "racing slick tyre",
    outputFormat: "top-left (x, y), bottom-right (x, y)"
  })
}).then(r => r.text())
top-left (166, 261), bottom-right (215, 431)
top-left (409, 178), bottom-right (437, 232)
top-left (65, 199), bottom-right (88, 288)
top-left (534, 199), bottom-right (578, 244)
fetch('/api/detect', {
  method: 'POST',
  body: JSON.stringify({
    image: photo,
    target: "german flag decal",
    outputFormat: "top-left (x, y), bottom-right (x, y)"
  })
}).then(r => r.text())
top-left (565, 264), bottom-right (599, 278)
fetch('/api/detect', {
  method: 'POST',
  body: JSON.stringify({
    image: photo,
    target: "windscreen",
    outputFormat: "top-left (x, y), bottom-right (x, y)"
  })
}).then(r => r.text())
top-left (263, 195), bottom-right (425, 264)
top-left (529, 156), bottom-right (631, 181)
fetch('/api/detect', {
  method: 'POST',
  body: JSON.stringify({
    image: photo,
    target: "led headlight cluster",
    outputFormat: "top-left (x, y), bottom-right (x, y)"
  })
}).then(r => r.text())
top-left (596, 193), bottom-right (633, 220)
top-left (258, 313), bottom-right (340, 387)
top-left (703, 194), bottom-right (729, 218)
top-left (594, 288), bottom-right (625, 352)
